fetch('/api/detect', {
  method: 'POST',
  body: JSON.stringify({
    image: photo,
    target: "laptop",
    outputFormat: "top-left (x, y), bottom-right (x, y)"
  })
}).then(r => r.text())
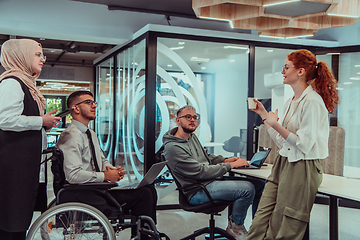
top-left (112, 161), bottom-right (167, 190)
top-left (235, 148), bottom-right (271, 169)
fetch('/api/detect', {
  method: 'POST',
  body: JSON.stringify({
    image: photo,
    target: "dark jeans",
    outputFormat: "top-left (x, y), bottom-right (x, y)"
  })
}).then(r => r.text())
top-left (190, 176), bottom-right (265, 225)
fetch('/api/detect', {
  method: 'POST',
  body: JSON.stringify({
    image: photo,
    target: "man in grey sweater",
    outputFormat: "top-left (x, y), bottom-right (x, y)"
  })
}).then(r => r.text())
top-left (163, 105), bottom-right (264, 240)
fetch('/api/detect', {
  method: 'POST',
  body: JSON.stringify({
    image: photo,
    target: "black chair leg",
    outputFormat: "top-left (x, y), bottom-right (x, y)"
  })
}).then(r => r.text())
top-left (180, 213), bottom-right (235, 240)
top-left (213, 227), bottom-right (235, 240)
top-left (181, 227), bottom-right (210, 240)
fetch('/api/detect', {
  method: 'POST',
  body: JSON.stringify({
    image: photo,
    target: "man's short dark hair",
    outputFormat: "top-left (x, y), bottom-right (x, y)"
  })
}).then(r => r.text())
top-left (176, 105), bottom-right (196, 117)
top-left (67, 90), bottom-right (93, 108)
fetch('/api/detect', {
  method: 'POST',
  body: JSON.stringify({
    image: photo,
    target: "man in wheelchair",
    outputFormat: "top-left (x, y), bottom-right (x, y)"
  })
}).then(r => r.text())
top-left (55, 90), bottom-right (158, 239)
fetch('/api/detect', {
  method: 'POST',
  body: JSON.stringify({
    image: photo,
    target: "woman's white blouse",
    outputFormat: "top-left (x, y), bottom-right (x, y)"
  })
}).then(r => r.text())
top-left (267, 85), bottom-right (329, 162)
top-left (0, 78), bottom-right (47, 181)
top-left (0, 79), bottom-right (43, 131)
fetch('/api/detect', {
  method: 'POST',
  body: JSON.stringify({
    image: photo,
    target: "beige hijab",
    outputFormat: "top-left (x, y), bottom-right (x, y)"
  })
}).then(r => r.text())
top-left (0, 39), bottom-right (46, 115)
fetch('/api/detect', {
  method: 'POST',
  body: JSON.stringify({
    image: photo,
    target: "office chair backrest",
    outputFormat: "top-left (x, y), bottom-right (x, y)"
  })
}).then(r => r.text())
top-left (258, 124), bottom-right (345, 176)
top-left (257, 124), bottom-right (278, 164)
top-left (320, 126), bottom-right (345, 176)
top-left (223, 136), bottom-right (245, 157)
top-left (161, 154), bottom-right (201, 210)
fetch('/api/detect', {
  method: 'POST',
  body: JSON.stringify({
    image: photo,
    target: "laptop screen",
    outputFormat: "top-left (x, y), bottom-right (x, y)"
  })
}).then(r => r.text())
top-left (249, 149), bottom-right (271, 167)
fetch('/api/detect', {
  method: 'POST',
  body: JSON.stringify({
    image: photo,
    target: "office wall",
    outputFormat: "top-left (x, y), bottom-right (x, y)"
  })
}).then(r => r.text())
top-left (208, 56), bottom-right (248, 157)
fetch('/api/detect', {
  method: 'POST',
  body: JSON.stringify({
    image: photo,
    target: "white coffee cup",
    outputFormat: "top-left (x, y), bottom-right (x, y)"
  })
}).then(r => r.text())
top-left (248, 97), bottom-right (257, 109)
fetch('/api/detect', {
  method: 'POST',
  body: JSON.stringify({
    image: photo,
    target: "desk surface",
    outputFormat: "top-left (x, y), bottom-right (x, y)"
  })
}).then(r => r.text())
top-left (204, 142), bottom-right (224, 147)
top-left (232, 164), bottom-right (360, 202)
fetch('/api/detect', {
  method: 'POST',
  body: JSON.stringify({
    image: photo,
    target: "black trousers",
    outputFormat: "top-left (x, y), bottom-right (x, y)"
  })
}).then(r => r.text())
top-left (109, 184), bottom-right (158, 238)
top-left (0, 230), bottom-right (26, 240)
top-left (109, 184), bottom-right (157, 223)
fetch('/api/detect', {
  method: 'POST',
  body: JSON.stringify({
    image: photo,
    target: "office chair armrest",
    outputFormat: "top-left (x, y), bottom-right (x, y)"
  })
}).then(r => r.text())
top-left (63, 182), bottom-right (118, 190)
top-left (179, 183), bottom-right (216, 205)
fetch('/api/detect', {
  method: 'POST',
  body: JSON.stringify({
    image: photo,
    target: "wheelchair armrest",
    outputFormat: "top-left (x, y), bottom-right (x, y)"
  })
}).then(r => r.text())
top-left (63, 182), bottom-right (118, 191)
top-left (179, 183), bottom-right (216, 205)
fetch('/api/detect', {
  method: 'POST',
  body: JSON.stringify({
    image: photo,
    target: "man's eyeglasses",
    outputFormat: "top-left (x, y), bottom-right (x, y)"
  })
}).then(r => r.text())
top-left (35, 53), bottom-right (46, 61)
top-left (178, 114), bottom-right (200, 121)
top-left (75, 99), bottom-right (98, 106)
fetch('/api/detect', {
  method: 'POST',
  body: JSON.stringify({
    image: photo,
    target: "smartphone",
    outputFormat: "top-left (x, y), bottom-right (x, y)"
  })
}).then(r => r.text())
top-left (55, 108), bottom-right (74, 118)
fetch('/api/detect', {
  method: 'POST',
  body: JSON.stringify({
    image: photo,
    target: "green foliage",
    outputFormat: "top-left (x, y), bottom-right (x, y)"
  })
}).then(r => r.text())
top-left (46, 98), bottom-right (62, 113)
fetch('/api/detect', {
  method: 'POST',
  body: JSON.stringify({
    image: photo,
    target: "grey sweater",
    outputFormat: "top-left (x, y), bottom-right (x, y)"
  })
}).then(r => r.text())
top-left (162, 127), bottom-right (231, 201)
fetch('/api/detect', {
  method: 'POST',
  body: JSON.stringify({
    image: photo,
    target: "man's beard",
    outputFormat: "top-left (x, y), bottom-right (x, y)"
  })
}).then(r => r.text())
top-left (182, 126), bottom-right (195, 134)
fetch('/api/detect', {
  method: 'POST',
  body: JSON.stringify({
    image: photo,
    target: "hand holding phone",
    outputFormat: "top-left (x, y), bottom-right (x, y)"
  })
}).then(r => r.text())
top-left (55, 108), bottom-right (74, 118)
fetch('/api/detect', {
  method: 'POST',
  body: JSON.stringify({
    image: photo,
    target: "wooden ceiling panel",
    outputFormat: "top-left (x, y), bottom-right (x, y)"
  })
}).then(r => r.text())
top-left (193, 0), bottom-right (360, 38)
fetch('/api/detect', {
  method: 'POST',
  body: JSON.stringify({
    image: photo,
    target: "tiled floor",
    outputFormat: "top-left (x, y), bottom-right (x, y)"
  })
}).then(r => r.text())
top-left (31, 171), bottom-right (360, 239)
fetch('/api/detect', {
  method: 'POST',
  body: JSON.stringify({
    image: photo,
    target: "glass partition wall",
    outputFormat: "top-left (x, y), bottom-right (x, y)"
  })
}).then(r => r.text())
top-left (94, 30), bottom-right (359, 187)
top-left (156, 38), bottom-right (249, 158)
top-left (96, 58), bottom-right (114, 161)
top-left (338, 52), bottom-right (360, 178)
top-left (115, 39), bottom-right (146, 180)
top-left (95, 33), bottom-right (256, 187)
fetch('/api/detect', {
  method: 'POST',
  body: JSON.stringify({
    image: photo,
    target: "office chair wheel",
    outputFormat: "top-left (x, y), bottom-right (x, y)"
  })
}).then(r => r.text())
top-left (26, 202), bottom-right (115, 240)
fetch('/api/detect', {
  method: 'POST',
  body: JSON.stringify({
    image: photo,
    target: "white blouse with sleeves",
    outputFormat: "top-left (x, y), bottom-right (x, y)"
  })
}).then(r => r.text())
top-left (267, 85), bottom-right (329, 162)
top-left (0, 78), bottom-right (47, 181)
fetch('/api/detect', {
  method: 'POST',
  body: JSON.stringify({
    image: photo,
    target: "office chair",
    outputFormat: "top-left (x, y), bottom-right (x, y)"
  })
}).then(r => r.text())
top-left (223, 136), bottom-right (245, 157)
top-left (162, 156), bottom-right (235, 240)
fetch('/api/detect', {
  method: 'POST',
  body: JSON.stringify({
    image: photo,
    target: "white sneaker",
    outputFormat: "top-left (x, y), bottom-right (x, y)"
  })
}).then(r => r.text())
top-left (226, 216), bottom-right (248, 240)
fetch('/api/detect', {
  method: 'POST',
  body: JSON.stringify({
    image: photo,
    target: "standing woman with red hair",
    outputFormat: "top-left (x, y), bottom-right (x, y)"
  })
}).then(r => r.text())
top-left (246, 49), bottom-right (339, 240)
top-left (0, 39), bottom-right (60, 240)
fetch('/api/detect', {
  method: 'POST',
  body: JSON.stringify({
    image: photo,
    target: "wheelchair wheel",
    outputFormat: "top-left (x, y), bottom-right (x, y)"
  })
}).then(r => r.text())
top-left (26, 202), bottom-right (115, 240)
top-left (47, 198), bottom-right (56, 209)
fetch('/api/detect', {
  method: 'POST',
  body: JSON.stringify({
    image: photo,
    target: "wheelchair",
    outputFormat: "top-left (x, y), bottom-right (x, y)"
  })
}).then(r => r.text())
top-left (26, 147), bottom-right (166, 240)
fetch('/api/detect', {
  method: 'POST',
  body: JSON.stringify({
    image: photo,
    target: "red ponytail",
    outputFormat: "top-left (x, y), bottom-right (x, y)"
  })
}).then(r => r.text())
top-left (287, 49), bottom-right (339, 114)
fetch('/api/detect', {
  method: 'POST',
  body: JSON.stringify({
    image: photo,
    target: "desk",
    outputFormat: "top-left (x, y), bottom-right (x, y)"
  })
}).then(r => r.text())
top-left (204, 142), bottom-right (224, 147)
top-left (232, 164), bottom-right (360, 240)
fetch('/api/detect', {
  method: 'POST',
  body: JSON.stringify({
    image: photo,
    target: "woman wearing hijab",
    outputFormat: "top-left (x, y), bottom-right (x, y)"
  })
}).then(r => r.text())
top-left (0, 39), bottom-right (60, 240)
top-left (246, 49), bottom-right (339, 240)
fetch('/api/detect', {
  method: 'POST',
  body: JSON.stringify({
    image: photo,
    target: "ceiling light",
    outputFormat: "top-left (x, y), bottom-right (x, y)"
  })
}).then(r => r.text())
top-left (198, 16), bottom-right (230, 22)
top-left (328, 13), bottom-right (360, 18)
top-left (263, 0), bottom-right (300, 7)
top-left (229, 21), bottom-right (234, 28)
top-left (267, 49), bottom-right (274, 52)
top-left (69, 42), bottom-right (76, 49)
top-left (285, 34), bottom-right (314, 39)
top-left (344, 82), bottom-right (353, 84)
top-left (229, 59), bottom-right (235, 62)
top-left (190, 57), bottom-right (210, 62)
top-left (326, 53), bottom-right (340, 55)
top-left (350, 77), bottom-right (360, 80)
top-left (336, 87), bottom-right (344, 90)
top-left (201, 67), bottom-right (206, 69)
top-left (223, 45), bottom-right (248, 50)
top-left (259, 35), bottom-right (284, 39)
top-left (45, 82), bottom-right (68, 86)
top-left (167, 64), bottom-right (172, 67)
top-left (170, 46), bottom-right (184, 50)
top-left (178, 42), bottom-right (185, 45)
